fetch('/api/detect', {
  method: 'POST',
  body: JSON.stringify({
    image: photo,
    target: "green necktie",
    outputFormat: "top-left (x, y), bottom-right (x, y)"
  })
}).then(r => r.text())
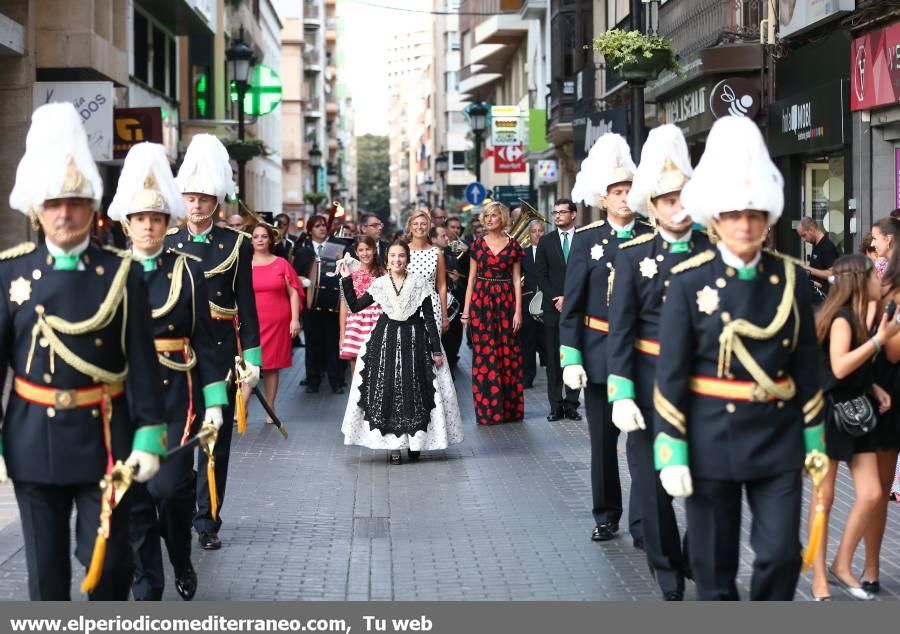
top-left (316, 244), bottom-right (324, 257)
top-left (142, 258), bottom-right (157, 272)
top-left (737, 266), bottom-right (757, 281)
top-left (562, 232), bottom-right (569, 262)
top-left (616, 229), bottom-right (633, 239)
top-left (669, 241), bottom-right (690, 254)
top-left (53, 253), bottom-right (80, 271)
top-left (190, 233), bottom-right (209, 243)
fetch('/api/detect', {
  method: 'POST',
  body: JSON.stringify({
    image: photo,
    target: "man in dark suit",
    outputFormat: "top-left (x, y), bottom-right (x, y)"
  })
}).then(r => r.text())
top-left (536, 199), bottom-right (581, 421)
top-left (360, 213), bottom-right (389, 259)
top-left (520, 220), bottom-right (546, 388)
top-left (273, 213), bottom-right (296, 260)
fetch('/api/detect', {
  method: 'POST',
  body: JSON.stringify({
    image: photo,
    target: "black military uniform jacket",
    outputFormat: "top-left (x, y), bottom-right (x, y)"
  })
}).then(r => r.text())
top-left (653, 249), bottom-right (824, 481)
top-left (164, 225), bottom-right (261, 366)
top-left (0, 243), bottom-right (165, 484)
top-left (559, 218), bottom-right (654, 383)
top-left (607, 230), bottom-right (711, 410)
top-left (144, 249), bottom-right (229, 448)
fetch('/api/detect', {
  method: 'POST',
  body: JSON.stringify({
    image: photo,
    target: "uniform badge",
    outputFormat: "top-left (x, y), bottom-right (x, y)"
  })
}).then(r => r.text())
top-left (696, 286), bottom-right (720, 315)
top-left (9, 277), bottom-right (31, 305)
top-left (639, 257), bottom-right (658, 279)
top-left (590, 244), bottom-right (604, 260)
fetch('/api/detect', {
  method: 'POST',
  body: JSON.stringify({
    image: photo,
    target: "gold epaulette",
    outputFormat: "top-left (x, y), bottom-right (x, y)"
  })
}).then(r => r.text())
top-left (223, 226), bottom-right (252, 238)
top-left (671, 249), bottom-right (716, 275)
top-left (576, 220), bottom-right (606, 233)
top-left (102, 245), bottom-right (133, 259)
top-left (166, 248), bottom-right (202, 262)
top-left (637, 219), bottom-right (654, 229)
top-left (0, 242), bottom-right (35, 261)
top-left (764, 248), bottom-right (805, 269)
top-left (166, 226), bottom-right (181, 236)
top-left (619, 233), bottom-right (655, 250)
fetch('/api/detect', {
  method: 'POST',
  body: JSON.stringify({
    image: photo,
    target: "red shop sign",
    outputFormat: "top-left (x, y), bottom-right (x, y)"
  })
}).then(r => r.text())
top-left (851, 21), bottom-right (900, 111)
top-left (494, 144), bottom-right (526, 173)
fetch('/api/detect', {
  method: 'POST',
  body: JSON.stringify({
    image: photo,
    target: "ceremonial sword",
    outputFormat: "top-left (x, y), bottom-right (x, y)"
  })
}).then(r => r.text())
top-left (229, 361), bottom-right (290, 439)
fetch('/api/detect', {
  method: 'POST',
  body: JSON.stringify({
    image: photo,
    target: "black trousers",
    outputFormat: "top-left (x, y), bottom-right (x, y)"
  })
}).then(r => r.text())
top-left (441, 317), bottom-right (463, 375)
top-left (583, 383), bottom-right (641, 539)
top-left (130, 438), bottom-right (195, 600)
top-left (686, 470), bottom-right (802, 600)
top-left (520, 313), bottom-right (545, 386)
top-left (544, 319), bottom-right (579, 410)
top-left (194, 398), bottom-right (235, 535)
top-left (630, 412), bottom-right (686, 594)
top-left (14, 481), bottom-right (133, 600)
top-left (303, 310), bottom-right (342, 388)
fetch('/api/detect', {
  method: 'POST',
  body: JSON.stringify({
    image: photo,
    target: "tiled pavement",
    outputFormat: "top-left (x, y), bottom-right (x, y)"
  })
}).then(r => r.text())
top-left (1, 346), bottom-right (900, 601)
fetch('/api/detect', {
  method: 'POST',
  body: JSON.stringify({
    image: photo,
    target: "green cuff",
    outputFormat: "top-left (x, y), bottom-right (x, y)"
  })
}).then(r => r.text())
top-left (560, 345), bottom-right (583, 367)
top-left (654, 433), bottom-right (689, 470)
top-left (804, 423), bottom-right (825, 454)
top-left (203, 381), bottom-right (229, 408)
top-left (607, 375), bottom-right (636, 402)
top-left (242, 346), bottom-right (262, 366)
top-left (132, 424), bottom-right (168, 457)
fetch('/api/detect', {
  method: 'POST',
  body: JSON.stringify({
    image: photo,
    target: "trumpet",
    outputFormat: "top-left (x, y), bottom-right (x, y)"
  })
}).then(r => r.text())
top-left (448, 239), bottom-right (468, 258)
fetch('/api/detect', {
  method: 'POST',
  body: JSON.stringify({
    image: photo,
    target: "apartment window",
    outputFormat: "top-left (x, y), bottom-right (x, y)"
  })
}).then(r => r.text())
top-left (133, 12), bottom-right (148, 83)
top-left (189, 35), bottom-right (214, 119)
top-left (445, 71), bottom-right (457, 92)
top-left (133, 9), bottom-right (177, 99)
top-left (450, 151), bottom-right (466, 170)
top-left (448, 31), bottom-right (460, 51)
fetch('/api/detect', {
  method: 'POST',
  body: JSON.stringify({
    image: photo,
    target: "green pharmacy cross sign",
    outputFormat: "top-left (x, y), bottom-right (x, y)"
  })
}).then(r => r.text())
top-left (230, 64), bottom-right (283, 116)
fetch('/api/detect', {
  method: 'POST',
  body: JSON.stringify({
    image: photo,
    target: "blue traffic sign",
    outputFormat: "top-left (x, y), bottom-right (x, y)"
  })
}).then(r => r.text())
top-left (464, 182), bottom-right (487, 206)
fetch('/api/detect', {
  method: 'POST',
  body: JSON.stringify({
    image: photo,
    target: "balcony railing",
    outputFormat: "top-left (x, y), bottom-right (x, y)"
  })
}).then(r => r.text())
top-left (659, 0), bottom-right (763, 59)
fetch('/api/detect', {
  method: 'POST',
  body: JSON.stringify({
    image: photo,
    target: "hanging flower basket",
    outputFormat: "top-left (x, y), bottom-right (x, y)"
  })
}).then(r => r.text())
top-left (591, 29), bottom-right (681, 82)
top-left (224, 139), bottom-right (266, 162)
top-left (616, 48), bottom-right (675, 81)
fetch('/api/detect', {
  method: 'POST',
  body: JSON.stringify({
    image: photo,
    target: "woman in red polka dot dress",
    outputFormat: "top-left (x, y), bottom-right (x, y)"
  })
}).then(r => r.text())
top-left (461, 202), bottom-right (525, 425)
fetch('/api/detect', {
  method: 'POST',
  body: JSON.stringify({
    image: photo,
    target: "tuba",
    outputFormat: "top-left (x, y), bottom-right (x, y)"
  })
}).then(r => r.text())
top-left (505, 199), bottom-right (546, 249)
top-left (238, 200), bottom-right (284, 242)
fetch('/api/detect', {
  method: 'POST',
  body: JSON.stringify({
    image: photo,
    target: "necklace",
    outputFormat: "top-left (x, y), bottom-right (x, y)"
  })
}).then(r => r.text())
top-left (390, 273), bottom-right (406, 296)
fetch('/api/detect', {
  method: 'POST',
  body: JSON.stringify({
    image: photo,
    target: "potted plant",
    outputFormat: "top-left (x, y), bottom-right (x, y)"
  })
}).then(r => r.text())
top-left (591, 29), bottom-right (680, 81)
top-left (224, 138), bottom-right (268, 162)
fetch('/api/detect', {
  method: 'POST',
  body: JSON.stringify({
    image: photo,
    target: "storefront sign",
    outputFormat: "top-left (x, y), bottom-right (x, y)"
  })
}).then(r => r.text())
top-left (709, 78), bottom-right (760, 120)
top-left (494, 145), bottom-right (526, 173)
top-left (535, 160), bottom-right (558, 185)
top-left (659, 82), bottom-right (716, 138)
top-left (491, 106), bottom-right (521, 147)
top-left (850, 21), bottom-right (900, 111)
top-left (780, 0), bottom-right (855, 39)
top-left (573, 107), bottom-right (628, 161)
top-left (113, 108), bottom-right (163, 159)
top-left (33, 81), bottom-right (114, 161)
top-left (767, 80), bottom-right (850, 156)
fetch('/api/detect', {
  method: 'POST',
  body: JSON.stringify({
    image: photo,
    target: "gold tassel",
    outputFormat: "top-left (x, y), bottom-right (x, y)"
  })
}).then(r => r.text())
top-left (80, 531), bottom-right (107, 594)
top-left (803, 502), bottom-right (826, 571)
top-left (208, 456), bottom-right (219, 521)
top-left (236, 386), bottom-right (247, 435)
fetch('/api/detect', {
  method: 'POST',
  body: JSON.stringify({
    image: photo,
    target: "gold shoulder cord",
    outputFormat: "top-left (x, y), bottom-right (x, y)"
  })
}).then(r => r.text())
top-left (204, 234), bottom-right (241, 279)
top-left (27, 256), bottom-right (132, 383)
top-left (151, 256), bottom-right (186, 319)
top-left (0, 242), bottom-right (36, 260)
top-left (717, 260), bottom-right (797, 400)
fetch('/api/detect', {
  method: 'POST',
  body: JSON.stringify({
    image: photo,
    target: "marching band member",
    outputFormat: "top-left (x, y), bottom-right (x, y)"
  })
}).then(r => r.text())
top-left (108, 142), bottom-right (230, 600)
top-left (653, 116), bottom-right (825, 600)
top-left (606, 125), bottom-right (709, 600)
top-left (2, 103), bottom-right (166, 599)
top-left (560, 133), bottom-right (651, 545)
top-left (167, 134), bottom-right (261, 552)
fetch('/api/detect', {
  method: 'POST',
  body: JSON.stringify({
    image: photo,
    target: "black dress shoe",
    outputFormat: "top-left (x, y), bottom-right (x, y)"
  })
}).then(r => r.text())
top-left (305, 384), bottom-right (320, 394)
top-left (862, 579), bottom-right (880, 594)
top-left (591, 523), bottom-right (618, 542)
top-left (332, 386), bottom-right (345, 395)
top-left (547, 409), bottom-right (564, 422)
top-left (663, 590), bottom-right (684, 601)
top-left (565, 409), bottom-right (582, 421)
top-left (198, 531), bottom-right (221, 550)
top-left (175, 563), bottom-right (198, 601)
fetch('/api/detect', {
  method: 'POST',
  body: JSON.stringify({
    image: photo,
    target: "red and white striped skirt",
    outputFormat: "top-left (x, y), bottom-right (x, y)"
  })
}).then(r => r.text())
top-left (341, 306), bottom-right (382, 360)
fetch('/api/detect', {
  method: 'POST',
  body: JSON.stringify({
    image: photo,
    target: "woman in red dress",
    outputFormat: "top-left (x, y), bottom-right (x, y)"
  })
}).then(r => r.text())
top-left (251, 223), bottom-right (304, 423)
top-left (461, 202), bottom-right (525, 425)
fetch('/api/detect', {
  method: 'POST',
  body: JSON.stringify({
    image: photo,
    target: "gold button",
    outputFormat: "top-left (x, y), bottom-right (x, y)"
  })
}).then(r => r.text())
top-left (177, 242), bottom-right (184, 248)
top-left (163, 351), bottom-right (171, 357)
top-left (39, 337), bottom-right (49, 348)
top-left (167, 273), bottom-right (173, 279)
top-left (217, 291), bottom-right (223, 297)
top-left (769, 274), bottom-right (779, 285)
top-left (776, 370), bottom-right (784, 377)
top-left (726, 403), bottom-right (736, 414)
top-left (782, 338), bottom-right (791, 347)
top-left (715, 278), bottom-right (726, 288)
top-left (83, 254), bottom-right (90, 264)
top-left (218, 243), bottom-right (224, 249)
top-left (602, 239), bottom-right (609, 245)
top-left (726, 372), bottom-right (735, 379)
top-left (47, 407), bottom-right (56, 418)
top-left (663, 242), bottom-right (669, 250)
top-left (95, 266), bottom-right (104, 275)
top-left (721, 311), bottom-right (731, 323)
top-left (35, 304), bottom-right (44, 314)
top-left (218, 341), bottom-right (223, 346)
top-left (168, 324), bottom-right (175, 331)
top-left (726, 267), bottom-right (736, 277)
top-left (656, 254), bottom-right (664, 262)
top-left (606, 262), bottom-right (612, 269)
top-left (662, 294), bottom-right (666, 302)
top-left (777, 401), bottom-right (785, 409)
top-left (163, 378), bottom-right (170, 386)
top-left (94, 338), bottom-right (102, 347)
top-left (664, 280), bottom-right (670, 287)
top-left (91, 408), bottom-right (100, 417)
top-left (32, 269), bottom-right (41, 280)
top-left (46, 255), bottom-right (53, 266)
top-left (42, 373), bottom-right (52, 383)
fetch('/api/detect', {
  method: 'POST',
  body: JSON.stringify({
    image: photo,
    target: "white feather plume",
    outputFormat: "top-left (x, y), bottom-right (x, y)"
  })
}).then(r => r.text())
top-left (571, 133), bottom-right (636, 207)
top-left (9, 102), bottom-right (103, 214)
top-left (681, 116), bottom-right (784, 227)
top-left (627, 125), bottom-right (693, 217)
top-left (108, 142), bottom-right (185, 223)
top-left (175, 134), bottom-right (236, 203)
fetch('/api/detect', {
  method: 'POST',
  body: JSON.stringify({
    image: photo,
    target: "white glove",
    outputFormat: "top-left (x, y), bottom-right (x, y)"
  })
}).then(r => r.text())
top-left (659, 465), bottom-right (693, 498)
top-left (126, 450), bottom-right (160, 483)
top-left (236, 357), bottom-right (261, 389)
top-left (204, 405), bottom-right (224, 431)
top-left (611, 399), bottom-right (646, 432)
top-left (0, 456), bottom-right (7, 483)
top-left (563, 364), bottom-right (588, 390)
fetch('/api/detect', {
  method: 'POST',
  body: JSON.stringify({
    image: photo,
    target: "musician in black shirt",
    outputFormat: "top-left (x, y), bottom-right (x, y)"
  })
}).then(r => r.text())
top-left (798, 217), bottom-right (839, 304)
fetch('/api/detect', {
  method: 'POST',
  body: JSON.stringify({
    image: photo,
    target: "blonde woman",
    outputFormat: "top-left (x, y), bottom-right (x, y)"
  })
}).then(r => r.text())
top-left (461, 202), bottom-right (525, 425)
top-left (406, 209), bottom-right (449, 334)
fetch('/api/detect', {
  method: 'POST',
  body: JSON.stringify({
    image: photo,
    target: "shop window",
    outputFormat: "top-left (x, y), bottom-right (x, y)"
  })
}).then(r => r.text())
top-left (189, 36), bottom-right (214, 119)
top-left (803, 156), bottom-right (846, 257)
top-left (133, 9), bottom-right (177, 99)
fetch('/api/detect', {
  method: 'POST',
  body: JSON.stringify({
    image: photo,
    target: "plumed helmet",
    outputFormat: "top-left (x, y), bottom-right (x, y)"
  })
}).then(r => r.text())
top-left (175, 133), bottom-right (236, 204)
top-left (108, 142), bottom-right (185, 223)
top-left (571, 133), bottom-right (636, 208)
top-left (626, 124), bottom-right (692, 218)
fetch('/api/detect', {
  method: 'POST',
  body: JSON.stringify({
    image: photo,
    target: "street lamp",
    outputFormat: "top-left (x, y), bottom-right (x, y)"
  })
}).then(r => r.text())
top-left (627, 0), bottom-right (661, 162)
top-left (435, 151), bottom-right (449, 208)
top-left (309, 143), bottom-right (323, 168)
top-left (327, 165), bottom-right (338, 200)
top-left (467, 102), bottom-right (488, 184)
top-left (226, 27), bottom-right (256, 201)
top-left (424, 177), bottom-right (436, 208)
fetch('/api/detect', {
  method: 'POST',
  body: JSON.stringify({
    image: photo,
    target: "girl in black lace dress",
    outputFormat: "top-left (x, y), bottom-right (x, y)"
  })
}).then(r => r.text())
top-left (338, 240), bottom-right (463, 465)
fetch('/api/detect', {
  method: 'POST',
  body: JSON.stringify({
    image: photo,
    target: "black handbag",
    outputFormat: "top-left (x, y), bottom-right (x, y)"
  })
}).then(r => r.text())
top-left (830, 395), bottom-right (877, 437)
